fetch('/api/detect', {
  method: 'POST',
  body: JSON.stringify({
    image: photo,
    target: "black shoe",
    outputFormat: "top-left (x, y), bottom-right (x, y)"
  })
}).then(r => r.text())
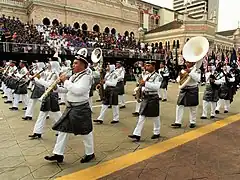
top-left (171, 123), bottom-right (181, 128)
top-left (151, 134), bottom-right (160, 139)
top-left (210, 116), bottom-right (215, 119)
top-left (55, 133), bottom-right (58, 136)
top-left (110, 121), bottom-right (119, 124)
top-left (108, 105), bottom-right (112, 108)
top-left (200, 116), bottom-right (207, 119)
top-left (93, 120), bottom-right (103, 124)
top-left (96, 100), bottom-right (102, 102)
top-left (128, 135), bottom-right (141, 141)
top-left (46, 116), bottom-right (49, 119)
top-left (22, 116), bottom-right (32, 120)
top-left (9, 107), bottom-right (18, 111)
top-left (162, 99), bottom-right (167, 102)
top-left (22, 107), bottom-right (27, 110)
top-left (132, 112), bottom-right (139, 117)
top-left (120, 105), bottom-right (126, 109)
top-left (189, 124), bottom-right (196, 128)
top-left (28, 133), bottom-right (41, 139)
top-left (159, 98), bottom-right (162, 101)
top-left (59, 102), bottom-right (65, 105)
top-left (18, 101), bottom-right (22, 103)
top-left (224, 110), bottom-right (228, 113)
top-left (80, 154), bottom-right (95, 163)
top-left (2, 96), bottom-right (7, 99)
top-left (4, 100), bottom-right (12, 104)
top-left (44, 154), bottom-right (64, 163)
top-left (215, 110), bottom-right (220, 114)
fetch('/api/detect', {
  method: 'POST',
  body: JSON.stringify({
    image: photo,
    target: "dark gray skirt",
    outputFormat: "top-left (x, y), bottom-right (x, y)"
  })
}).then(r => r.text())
top-left (116, 81), bottom-right (125, 95)
top-left (139, 94), bottom-right (160, 117)
top-left (52, 102), bottom-right (93, 135)
top-left (160, 78), bottom-right (168, 89)
top-left (30, 84), bottom-right (45, 99)
top-left (219, 84), bottom-right (232, 101)
top-left (177, 86), bottom-right (199, 107)
top-left (40, 92), bottom-right (60, 112)
top-left (103, 86), bottom-right (118, 106)
top-left (14, 80), bottom-right (28, 94)
top-left (203, 84), bottom-right (219, 102)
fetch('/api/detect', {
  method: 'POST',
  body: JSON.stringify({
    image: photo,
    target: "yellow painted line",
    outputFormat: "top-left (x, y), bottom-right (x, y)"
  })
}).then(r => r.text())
top-left (57, 114), bottom-right (240, 180)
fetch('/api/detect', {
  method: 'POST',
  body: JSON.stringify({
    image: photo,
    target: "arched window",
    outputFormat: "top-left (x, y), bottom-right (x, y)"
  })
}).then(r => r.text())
top-left (130, 32), bottom-right (134, 37)
top-left (159, 42), bottom-right (162, 49)
top-left (124, 31), bottom-right (129, 36)
top-left (42, 17), bottom-right (50, 26)
top-left (81, 23), bottom-right (88, 31)
top-left (177, 40), bottom-right (180, 48)
top-left (73, 22), bottom-right (80, 29)
top-left (93, 24), bottom-right (100, 32)
top-left (111, 28), bottom-right (116, 35)
top-left (104, 27), bottom-right (110, 34)
top-left (173, 40), bottom-right (176, 48)
top-left (52, 19), bottom-right (59, 26)
top-left (155, 43), bottom-right (158, 47)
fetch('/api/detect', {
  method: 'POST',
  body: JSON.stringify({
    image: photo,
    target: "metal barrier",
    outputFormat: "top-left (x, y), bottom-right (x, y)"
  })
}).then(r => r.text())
top-left (0, 42), bottom-right (163, 60)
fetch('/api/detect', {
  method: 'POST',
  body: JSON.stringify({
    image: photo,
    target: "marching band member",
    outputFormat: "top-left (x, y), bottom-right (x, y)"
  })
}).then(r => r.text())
top-left (91, 63), bottom-right (101, 102)
top-left (59, 60), bottom-right (72, 105)
top-left (94, 64), bottom-right (119, 124)
top-left (4, 60), bottom-right (17, 104)
top-left (9, 60), bottom-right (29, 111)
top-left (215, 64), bottom-right (235, 114)
top-left (87, 63), bottom-right (94, 112)
top-left (1, 61), bottom-right (10, 98)
top-left (129, 60), bottom-right (162, 141)
top-left (158, 61), bottom-right (169, 102)
top-left (22, 61), bottom-right (46, 120)
top-left (28, 59), bottom-right (62, 139)
top-left (171, 60), bottom-right (201, 129)
top-left (115, 61), bottom-right (126, 109)
top-left (45, 54), bottom-right (95, 163)
top-left (132, 65), bottom-right (148, 117)
top-left (201, 64), bottom-right (224, 119)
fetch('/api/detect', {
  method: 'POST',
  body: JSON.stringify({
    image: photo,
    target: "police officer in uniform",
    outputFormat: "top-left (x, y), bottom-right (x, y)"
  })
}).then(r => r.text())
top-left (129, 60), bottom-right (162, 141)
top-left (45, 54), bottom-right (95, 163)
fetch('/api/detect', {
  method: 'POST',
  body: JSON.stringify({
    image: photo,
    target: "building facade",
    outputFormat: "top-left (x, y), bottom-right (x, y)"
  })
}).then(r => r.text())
top-left (173, 0), bottom-right (219, 24)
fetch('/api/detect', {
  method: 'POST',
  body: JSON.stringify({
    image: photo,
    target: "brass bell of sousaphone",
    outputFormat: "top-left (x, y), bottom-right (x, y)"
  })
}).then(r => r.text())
top-left (91, 47), bottom-right (103, 63)
top-left (179, 36), bottom-right (209, 89)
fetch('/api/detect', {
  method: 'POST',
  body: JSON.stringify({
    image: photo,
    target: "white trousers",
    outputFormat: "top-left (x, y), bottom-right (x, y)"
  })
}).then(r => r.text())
top-left (53, 131), bottom-right (94, 156)
top-left (59, 93), bottom-right (66, 103)
top-left (2, 83), bottom-right (7, 96)
top-left (25, 99), bottom-right (38, 117)
top-left (175, 105), bottom-right (197, 124)
top-left (158, 89), bottom-right (167, 99)
top-left (133, 115), bottom-right (161, 136)
top-left (215, 99), bottom-right (230, 111)
top-left (6, 88), bottom-right (13, 101)
top-left (1, 82), bottom-right (4, 91)
top-left (118, 95), bottom-right (125, 106)
top-left (135, 102), bottom-right (141, 113)
top-left (13, 94), bottom-right (28, 108)
top-left (97, 105), bottom-right (119, 122)
top-left (89, 97), bottom-right (93, 111)
top-left (202, 100), bottom-right (216, 117)
top-left (33, 111), bottom-right (62, 134)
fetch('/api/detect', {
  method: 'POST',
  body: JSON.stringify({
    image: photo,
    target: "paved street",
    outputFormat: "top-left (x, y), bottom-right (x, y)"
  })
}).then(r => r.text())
top-left (0, 82), bottom-right (239, 180)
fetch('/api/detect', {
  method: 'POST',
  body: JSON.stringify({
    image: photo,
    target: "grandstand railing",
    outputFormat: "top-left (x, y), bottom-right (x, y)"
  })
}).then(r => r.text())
top-left (0, 42), bottom-right (164, 60)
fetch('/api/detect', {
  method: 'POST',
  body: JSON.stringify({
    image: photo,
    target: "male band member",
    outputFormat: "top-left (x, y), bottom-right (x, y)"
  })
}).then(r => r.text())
top-left (94, 64), bottom-right (119, 124)
top-left (129, 60), bottom-right (162, 141)
top-left (158, 61), bottom-right (169, 102)
top-left (87, 63), bottom-right (94, 112)
top-left (201, 64), bottom-right (224, 119)
top-left (91, 63), bottom-right (101, 102)
top-left (1, 61), bottom-right (10, 98)
top-left (22, 61), bottom-right (46, 120)
top-left (28, 60), bottom-right (62, 139)
top-left (59, 60), bottom-right (72, 105)
top-left (115, 61), bottom-right (126, 109)
top-left (215, 64), bottom-right (235, 114)
top-left (9, 60), bottom-right (29, 111)
top-left (132, 65), bottom-right (149, 117)
top-left (171, 60), bottom-right (201, 129)
top-left (4, 60), bottom-right (17, 104)
top-left (45, 54), bottom-right (95, 163)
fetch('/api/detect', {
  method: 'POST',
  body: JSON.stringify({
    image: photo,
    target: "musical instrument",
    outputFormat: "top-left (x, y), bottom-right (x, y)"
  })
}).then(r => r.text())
top-left (39, 68), bottom-right (73, 102)
top-left (92, 48), bottom-right (104, 100)
top-left (179, 36), bottom-right (209, 89)
top-left (135, 71), bottom-right (151, 103)
top-left (19, 65), bottom-right (48, 87)
top-left (77, 48), bottom-right (88, 58)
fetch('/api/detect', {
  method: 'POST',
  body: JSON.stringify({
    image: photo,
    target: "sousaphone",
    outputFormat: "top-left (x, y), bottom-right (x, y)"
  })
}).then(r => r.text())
top-left (77, 48), bottom-right (88, 58)
top-left (179, 36), bottom-right (209, 89)
top-left (91, 47), bottom-right (103, 63)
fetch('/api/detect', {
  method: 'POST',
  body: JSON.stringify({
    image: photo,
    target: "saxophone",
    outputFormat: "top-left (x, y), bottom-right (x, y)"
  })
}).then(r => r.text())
top-left (39, 68), bottom-right (73, 102)
top-left (135, 72), bottom-right (151, 103)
